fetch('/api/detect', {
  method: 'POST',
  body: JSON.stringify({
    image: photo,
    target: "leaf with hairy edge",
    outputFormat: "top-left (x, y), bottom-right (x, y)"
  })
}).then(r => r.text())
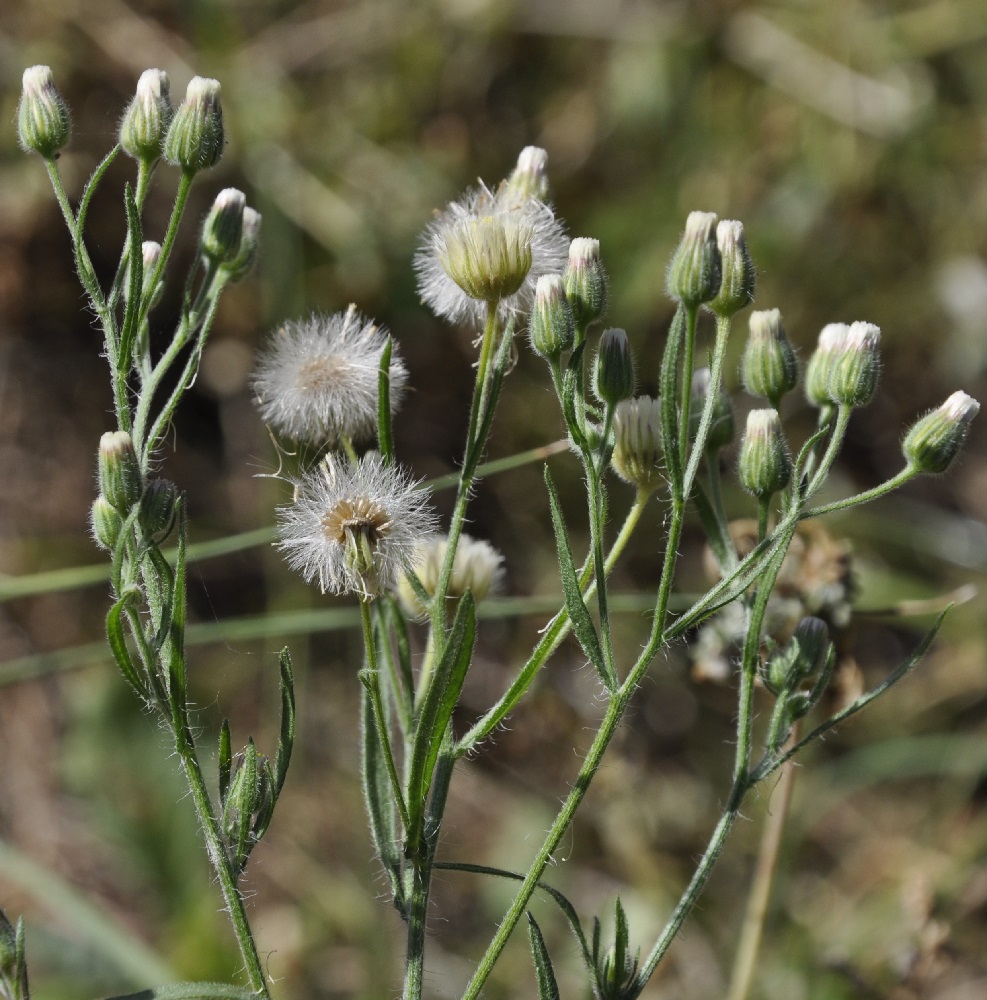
top-left (274, 647), bottom-right (294, 795)
top-left (119, 183), bottom-right (143, 365)
top-left (543, 467), bottom-right (609, 688)
top-left (217, 719), bottom-right (232, 802)
top-left (528, 914), bottom-right (561, 1000)
top-left (377, 337), bottom-right (394, 464)
top-left (106, 594), bottom-right (148, 698)
top-left (101, 984), bottom-right (261, 1000)
top-left (360, 684), bottom-right (403, 906)
top-left (659, 306), bottom-right (685, 495)
top-left (407, 592), bottom-right (476, 849)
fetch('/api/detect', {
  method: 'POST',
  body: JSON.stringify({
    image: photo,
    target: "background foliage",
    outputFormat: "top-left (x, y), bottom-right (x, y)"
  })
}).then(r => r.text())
top-left (1, 1), bottom-right (986, 998)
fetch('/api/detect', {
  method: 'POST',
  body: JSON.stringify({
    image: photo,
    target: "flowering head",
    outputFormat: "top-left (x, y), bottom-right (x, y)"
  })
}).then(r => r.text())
top-left (667, 211), bottom-right (722, 307)
top-left (398, 533), bottom-right (505, 617)
top-left (564, 237), bottom-right (608, 329)
top-left (529, 273), bottom-right (574, 358)
top-left (738, 409), bottom-right (792, 499)
top-left (222, 207), bottom-right (261, 282)
top-left (742, 309), bottom-right (798, 407)
top-left (902, 390), bottom-right (980, 474)
top-left (119, 69), bottom-right (172, 164)
top-left (828, 321), bottom-right (881, 408)
top-left (804, 323), bottom-right (849, 407)
top-left (163, 76), bottom-right (224, 173)
top-left (501, 145), bottom-right (550, 202)
top-left (252, 309), bottom-right (407, 448)
top-left (201, 188), bottom-right (246, 265)
top-left (415, 153), bottom-right (568, 326)
top-left (18, 65), bottom-right (71, 159)
top-left (277, 453), bottom-right (437, 599)
top-left (611, 396), bottom-right (662, 492)
top-left (709, 219), bottom-right (756, 318)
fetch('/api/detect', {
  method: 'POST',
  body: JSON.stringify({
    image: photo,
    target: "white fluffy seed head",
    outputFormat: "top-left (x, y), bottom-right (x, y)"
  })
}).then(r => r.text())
top-left (414, 162), bottom-right (569, 327)
top-left (252, 308), bottom-right (408, 447)
top-left (276, 452), bottom-right (437, 599)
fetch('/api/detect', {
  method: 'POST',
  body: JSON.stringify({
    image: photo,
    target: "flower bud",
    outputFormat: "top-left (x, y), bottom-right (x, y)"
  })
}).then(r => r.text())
top-left (17, 65), bottom-right (71, 158)
top-left (529, 273), bottom-right (574, 357)
top-left (709, 219), bottom-right (756, 318)
top-left (902, 390), bottom-right (980, 474)
top-left (689, 367), bottom-right (734, 452)
top-left (163, 76), bottom-right (224, 173)
top-left (98, 431), bottom-right (143, 513)
top-left (201, 188), bottom-right (246, 264)
top-left (666, 211), bottom-right (722, 307)
top-left (119, 69), bottom-right (172, 163)
top-left (438, 215), bottom-right (533, 303)
top-left (742, 309), bottom-right (798, 407)
top-left (765, 616), bottom-right (830, 693)
top-left (828, 321), bottom-right (881, 408)
top-left (91, 495), bottom-right (124, 550)
top-left (140, 479), bottom-right (179, 543)
top-left (804, 323), bottom-right (849, 407)
top-left (0, 908), bottom-right (28, 1000)
top-left (593, 328), bottom-right (635, 407)
top-left (738, 409), bottom-right (792, 499)
top-left (611, 396), bottom-right (663, 491)
top-left (563, 237), bottom-right (608, 329)
top-left (222, 207), bottom-right (261, 281)
top-left (501, 145), bottom-right (550, 202)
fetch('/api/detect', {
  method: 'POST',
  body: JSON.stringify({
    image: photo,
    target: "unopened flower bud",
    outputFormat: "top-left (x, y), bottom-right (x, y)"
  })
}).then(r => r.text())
top-left (529, 273), bottom-right (574, 357)
top-left (738, 409), bottom-right (792, 498)
top-left (611, 396), bottom-right (663, 491)
top-left (140, 479), bottom-right (179, 543)
top-left (689, 367), bottom-right (734, 451)
top-left (710, 219), bottom-right (756, 317)
top-left (666, 211), bottom-right (722, 307)
top-left (98, 431), bottom-right (143, 513)
top-left (563, 237), bottom-right (608, 328)
top-left (163, 76), bottom-right (224, 173)
top-left (222, 207), bottom-right (261, 281)
top-left (765, 616), bottom-right (830, 693)
top-left (743, 309), bottom-right (798, 407)
top-left (804, 323), bottom-right (849, 407)
top-left (502, 145), bottom-right (550, 202)
top-left (91, 495), bottom-right (124, 551)
top-left (17, 65), bottom-right (71, 158)
top-left (123, 241), bottom-right (163, 307)
top-left (438, 215), bottom-right (533, 303)
top-left (902, 390), bottom-right (980, 474)
top-left (829, 321), bottom-right (881, 407)
top-left (119, 69), bottom-right (172, 163)
top-left (201, 188), bottom-right (246, 264)
top-left (593, 328), bottom-right (635, 407)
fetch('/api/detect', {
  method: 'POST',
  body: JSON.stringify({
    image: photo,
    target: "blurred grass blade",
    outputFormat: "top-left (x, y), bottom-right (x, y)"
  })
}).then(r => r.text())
top-left (101, 985), bottom-right (261, 999)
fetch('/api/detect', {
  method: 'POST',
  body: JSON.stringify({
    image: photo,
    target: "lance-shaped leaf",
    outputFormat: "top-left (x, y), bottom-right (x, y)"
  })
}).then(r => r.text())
top-left (274, 647), bottom-right (295, 795)
top-left (377, 337), bottom-right (395, 464)
top-left (106, 591), bottom-right (148, 699)
top-left (406, 592), bottom-right (476, 852)
top-left (527, 914), bottom-right (561, 1000)
top-left (543, 467), bottom-right (608, 687)
top-left (659, 306), bottom-right (685, 496)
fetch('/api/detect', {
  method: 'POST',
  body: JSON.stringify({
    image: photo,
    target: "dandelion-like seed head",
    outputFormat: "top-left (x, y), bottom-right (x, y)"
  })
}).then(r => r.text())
top-left (252, 308), bottom-right (408, 447)
top-left (415, 154), bottom-right (569, 327)
top-left (277, 453), bottom-right (436, 599)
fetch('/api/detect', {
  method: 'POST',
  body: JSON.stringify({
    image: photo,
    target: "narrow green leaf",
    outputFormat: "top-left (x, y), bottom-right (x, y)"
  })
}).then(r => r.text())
top-left (377, 337), bottom-right (395, 463)
top-left (381, 596), bottom-right (415, 726)
top-left (106, 595), bottom-right (148, 698)
top-left (659, 306), bottom-right (685, 495)
top-left (543, 467), bottom-right (608, 686)
top-left (274, 647), bottom-right (295, 795)
top-left (527, 914), bottom-right (561, 1000)
top-left (100, 984), bottom-right (260, 1000)
top-left (119, 183), bottom-right (144, 367)
top-left (407, 593), bottom-right (476, 847)
top-left (434, 860), bottom-right (592, 971)
top-left (360, 684), bottom-right (403, 905)
top-left (217, 719), bottom-right (232, 802)
top-left (167, 500), bottom-right (188, 705)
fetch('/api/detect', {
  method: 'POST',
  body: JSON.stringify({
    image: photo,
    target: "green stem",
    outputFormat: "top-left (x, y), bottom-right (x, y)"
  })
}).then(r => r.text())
top-left (174, 732), bottom-right (271, 998)
top-left (137, 170), bottom-right (194, 330)
top-left (677, 304), bottom-right (699, 470)
top-left (803, 466), bottom-right (917, 519)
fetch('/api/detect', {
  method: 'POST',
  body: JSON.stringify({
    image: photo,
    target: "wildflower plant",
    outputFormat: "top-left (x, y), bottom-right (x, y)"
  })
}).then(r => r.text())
top-left (8, 65), bottom-right (981, 1000)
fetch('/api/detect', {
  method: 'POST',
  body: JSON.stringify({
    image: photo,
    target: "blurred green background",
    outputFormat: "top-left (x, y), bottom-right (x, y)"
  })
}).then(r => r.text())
top-left (1, 1), bottom-right (987, 998)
